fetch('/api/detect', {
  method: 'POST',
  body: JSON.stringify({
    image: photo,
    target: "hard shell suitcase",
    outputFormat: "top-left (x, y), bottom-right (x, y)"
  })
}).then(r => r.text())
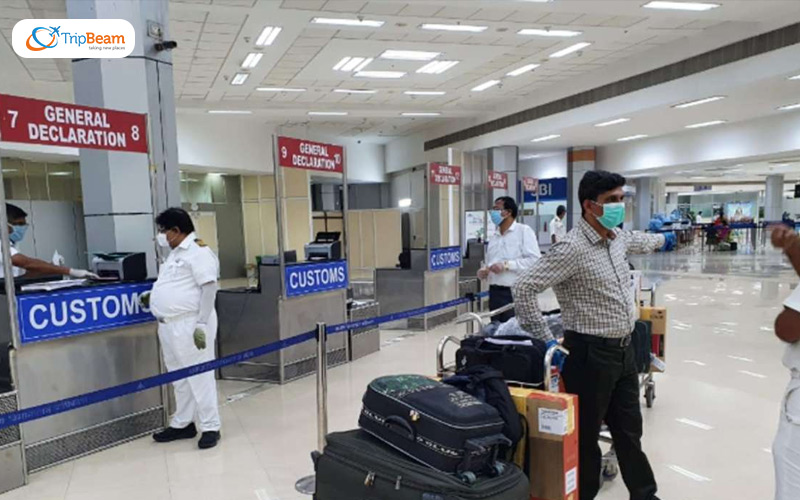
top-left (632, 320), bottom-right (652, 374)
top-left (314, 430), bottom-right (529, 500)
top-left (359, 375), bottom-right (511, 477)
top-left (456, 335), bottom-right (547, 385)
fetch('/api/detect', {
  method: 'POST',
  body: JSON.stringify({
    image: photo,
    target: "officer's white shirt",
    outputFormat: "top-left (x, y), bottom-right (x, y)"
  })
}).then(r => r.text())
top-left (0, 246), bottom-right (25, 278)
top-left (486, 221), bottom-right (541, 287)
top-left (550, 216), bottom-right (567, 243)
top-left (150, 232), bottom-right (219, 319)
top-left (782, 285), bottom-right (800, 370)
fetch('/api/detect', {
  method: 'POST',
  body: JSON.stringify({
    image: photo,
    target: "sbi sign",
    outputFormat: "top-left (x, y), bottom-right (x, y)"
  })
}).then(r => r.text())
top-left (17, 283), bottom-right (154, 344)
top-left (285, 260), bottom-right (349, 298)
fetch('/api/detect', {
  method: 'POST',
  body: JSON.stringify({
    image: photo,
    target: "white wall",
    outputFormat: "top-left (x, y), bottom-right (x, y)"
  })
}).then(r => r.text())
top-left (519, 151), bottom-right (568, 180)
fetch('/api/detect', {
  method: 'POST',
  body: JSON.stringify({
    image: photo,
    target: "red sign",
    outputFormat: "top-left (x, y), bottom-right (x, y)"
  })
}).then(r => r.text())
top-left (429, 163), bottom-right (462, 185)
top-left (277, 136), bottom-right (344, 173)
top-left (488, 171), bottom-right (508, 189)
top-left (522, 176), bottom-right (539, 193)
top-left (0, 94), bottom-right (148, 153)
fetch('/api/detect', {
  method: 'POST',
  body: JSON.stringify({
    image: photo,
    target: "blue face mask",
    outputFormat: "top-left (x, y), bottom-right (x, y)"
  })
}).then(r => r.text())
top-left (594, 202), bottom-right (625, 229)
top-left (489, 210), bottom-right (504, 226)
top-left (9, 224), bottom-right (28, 244)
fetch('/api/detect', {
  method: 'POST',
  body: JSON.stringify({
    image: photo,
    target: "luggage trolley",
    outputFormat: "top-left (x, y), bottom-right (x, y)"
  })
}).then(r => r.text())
top-left (639, 283), bottom-right (658, 409)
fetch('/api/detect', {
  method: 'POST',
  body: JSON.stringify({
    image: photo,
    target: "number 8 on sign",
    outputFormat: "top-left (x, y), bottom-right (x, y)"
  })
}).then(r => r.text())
top-left (131, 125), bottom-right (139, 141)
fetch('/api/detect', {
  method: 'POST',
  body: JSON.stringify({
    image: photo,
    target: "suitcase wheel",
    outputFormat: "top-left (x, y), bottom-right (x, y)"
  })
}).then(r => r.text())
top-left (644, 381), bottom-right (656, 409)
top-left (489, 462), bottom-right (506, 477)
top-left (602, 449), bottom-right (619, 480)
top-left (458, 471), bottom-right (477, 485)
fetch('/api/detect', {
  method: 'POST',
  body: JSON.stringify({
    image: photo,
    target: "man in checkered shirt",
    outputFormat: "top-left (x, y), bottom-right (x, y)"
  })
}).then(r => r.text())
top-left (513, 171), bottom-right (666, 500)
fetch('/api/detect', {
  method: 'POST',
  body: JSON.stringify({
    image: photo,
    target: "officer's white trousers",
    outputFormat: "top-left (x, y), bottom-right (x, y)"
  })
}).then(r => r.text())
top-left (158, 311), bottom-right (221, 432)
top-left (774, 375), bottom-right (800, 499)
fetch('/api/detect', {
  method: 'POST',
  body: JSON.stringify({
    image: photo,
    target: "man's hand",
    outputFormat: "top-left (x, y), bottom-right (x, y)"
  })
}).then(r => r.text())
top-left (771, 225), bottom-right (800, 250)
top-left (477, 268), bottom-right (489, 280)
top-left (489, 263), bottom-right (505, 274)
top-left (775, 308), bottom-right (800, 344)
top-left (139, 291), bottom-right (151, 309)
top-left (546, 339), bottom-right (566, 371)
top-left (193, 324), bottom-right (207, 350)
top-left (69, 268), bottom-right (100, 280)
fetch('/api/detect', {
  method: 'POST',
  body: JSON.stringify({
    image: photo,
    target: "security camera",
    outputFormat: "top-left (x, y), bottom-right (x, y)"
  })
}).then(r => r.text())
top-left (154, 41), bottom-right (178, 51)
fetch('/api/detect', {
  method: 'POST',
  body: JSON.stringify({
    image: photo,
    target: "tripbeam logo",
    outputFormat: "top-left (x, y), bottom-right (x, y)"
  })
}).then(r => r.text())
top-left (13, 19), bottom-right (135, 58)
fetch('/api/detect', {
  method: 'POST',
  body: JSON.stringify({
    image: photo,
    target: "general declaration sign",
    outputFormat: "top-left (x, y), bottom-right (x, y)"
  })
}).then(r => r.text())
top-left (277, 136), bottom-right (344, 173)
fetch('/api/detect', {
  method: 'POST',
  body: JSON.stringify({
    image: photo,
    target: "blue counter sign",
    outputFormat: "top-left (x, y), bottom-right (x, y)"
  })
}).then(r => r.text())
top-left (430, 246), bottom-right (462, 272)
top-left (17, 282), bottom-right (155, 344)
top-left (285, 260), bottom-right (349, 298)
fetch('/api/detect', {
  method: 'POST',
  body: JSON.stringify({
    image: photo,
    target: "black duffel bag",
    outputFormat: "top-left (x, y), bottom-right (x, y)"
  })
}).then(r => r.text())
top-left (456, 335), bottom-right (548, 385)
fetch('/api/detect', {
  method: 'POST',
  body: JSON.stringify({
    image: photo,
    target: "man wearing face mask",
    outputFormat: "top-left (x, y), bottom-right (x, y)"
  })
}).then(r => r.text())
top-left (1, 203), bottom-right (98, 279)
top-left (478, 196), bottom-right (540, 322)
top-left (148, 207), bottom-right (222, 450)
top-left (512, 171), bottom-right (666, 500)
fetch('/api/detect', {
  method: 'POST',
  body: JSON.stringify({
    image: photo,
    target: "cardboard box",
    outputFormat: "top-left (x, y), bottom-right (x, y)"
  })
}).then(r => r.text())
top-left (640, 306), bottom-right (666, 336)
top-left (509, 387), bottom-right (579, 500)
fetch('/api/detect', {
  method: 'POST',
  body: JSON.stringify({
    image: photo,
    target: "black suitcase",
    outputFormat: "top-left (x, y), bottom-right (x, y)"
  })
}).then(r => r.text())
top-left (314, 430), bottom-right (529, 500)
top-left (456, 335), bottom-right (547, 385)
top-left (632, 320), bottom-right (652, 374)
top-left (359, 375), bottom-right (510, 477)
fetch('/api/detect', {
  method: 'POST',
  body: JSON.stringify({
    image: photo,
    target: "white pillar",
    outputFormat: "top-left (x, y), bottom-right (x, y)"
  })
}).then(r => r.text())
top-left (566, 148), bottom-right (595, 230)
top-left (487, 146), bottom-right (519, 201)
top-left (765, 174), bottom-right (785, 222)
top-left (67, 0), bottom-right (180, 276)
top-left (634, 178), bottom-right (654, 230)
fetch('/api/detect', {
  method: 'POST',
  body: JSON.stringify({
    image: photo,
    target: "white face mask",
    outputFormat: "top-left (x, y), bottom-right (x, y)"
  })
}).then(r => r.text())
top-left (156, 232), bottom-right (170, 248)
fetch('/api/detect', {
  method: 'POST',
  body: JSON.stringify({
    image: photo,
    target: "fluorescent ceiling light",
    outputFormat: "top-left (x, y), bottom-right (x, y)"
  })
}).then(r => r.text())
top-left (404, 90), bottom-right (446, 96)
top-left (257, 87), bottom-right (306, 92)
top-left (520, 154), bottom-right (542, 160)
top-left (643, 1), bottom-right (720, 11)
top-left (416, 60), bottom-right (460, 75)
top-left (420, 23), bottom-right (487, 33)
top-left (549, 42), bottom-right (591, 59)
top-left (398, 198), bottom-right (412, 208)
top-left (231, 73), bottom-right (248, 85)
top-left (471, 79), bottom-right (501, 92)
top-left (255, 26), bottom-right (281, 47)
top-left (48, 171), bottom-right (72, 176)
top-left (689, 176), bottom-right (707, 180)
top-left (208, 110), bottom-right (253, 114)
top-left (672, 96), bottom-right (726, 108)
top-left (790, 74), bottom-right (800, 80)
top-left (312, 17), bottom-right (384, 28)
top-left (380, 50), bottom-right (440, 61)
top-left (401, 112), bottom-right (441, 117)
top-left (334, 89), bottom-right (377, 94)
top-left (531, 134), bottom-right (560, 142)
top-left (507, 64), bottom-right (540, 77)
top-left (778, 103), bottom-right (800, 111)
top-left (685, 120), bottom-right (726, 129)
top-left (241, 52), bottom-right (263, 69)
top-left (355, 70), bottom-right (406, 79)
top-left (517, 28), bottom-right (582, 37)
top-left (308, 111), bottom-right (349, 116)
top-left (617, 134), bottom-right (648, 142)
top-left (595, 118), bottom-right (630, 127)
top-left (334, 56), bottom-right (373, 72)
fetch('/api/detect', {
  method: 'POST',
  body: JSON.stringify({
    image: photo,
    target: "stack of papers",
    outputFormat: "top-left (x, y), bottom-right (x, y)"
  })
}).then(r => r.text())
top-left (21, 279), bottom-right (88, 292)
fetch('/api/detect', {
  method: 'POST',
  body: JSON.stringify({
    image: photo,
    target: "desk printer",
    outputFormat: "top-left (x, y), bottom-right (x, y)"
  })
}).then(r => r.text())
top-left (91, 252), bottom-right (147, 280)
top-left (304, 232), bottom-right (342, 261)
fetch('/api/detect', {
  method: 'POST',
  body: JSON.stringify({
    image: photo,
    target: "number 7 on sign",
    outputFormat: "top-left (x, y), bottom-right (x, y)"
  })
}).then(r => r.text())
top-left (6, 110), bottom-right (18, 129)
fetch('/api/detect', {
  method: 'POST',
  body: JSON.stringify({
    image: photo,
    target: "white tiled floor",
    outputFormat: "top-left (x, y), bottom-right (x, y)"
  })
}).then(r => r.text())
top-left (3, 246), bottom-right (797, 499)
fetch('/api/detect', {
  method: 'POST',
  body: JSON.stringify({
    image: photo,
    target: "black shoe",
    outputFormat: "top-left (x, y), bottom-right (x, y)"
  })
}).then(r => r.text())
top-left (198, 431), bottom-right (220, 449)
top-left (153, 423), bottom-right (197, 443)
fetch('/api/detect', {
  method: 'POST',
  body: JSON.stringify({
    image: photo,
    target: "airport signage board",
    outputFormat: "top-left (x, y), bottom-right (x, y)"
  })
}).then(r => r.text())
top-left (430, 246), bottom-right (462, 272)
top-left (0, 93), bottom-right (148, 153)
top-left (277, 136), bottom-right (344, 173)
top-left (522, 177), bottom-right (539, 193)
top-left (17, 282), bottom-right (154, 344)
top-left (523, 177), bottom-right (568, 202)
top-left (488, 171), bottom-right (508, 189)
top-left (285, 260), bottom-right (349, 298)
top-left (429, 163), bottom-right (462, 185)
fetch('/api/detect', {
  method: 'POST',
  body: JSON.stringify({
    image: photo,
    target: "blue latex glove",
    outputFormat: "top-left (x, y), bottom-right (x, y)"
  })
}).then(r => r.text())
top-left (546, 339), bottom-right (566, 372)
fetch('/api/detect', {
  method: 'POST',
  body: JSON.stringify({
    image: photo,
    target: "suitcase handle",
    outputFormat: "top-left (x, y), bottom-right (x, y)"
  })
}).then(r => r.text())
top-left (384, 415), bottom-right (416, 442)
top-left (459, 434), bottom-right (512, 474)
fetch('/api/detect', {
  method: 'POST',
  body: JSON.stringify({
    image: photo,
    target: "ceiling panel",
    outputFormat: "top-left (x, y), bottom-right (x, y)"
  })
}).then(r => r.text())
top-left (281, 0), bottom-right (327, 10)
top-left (397, 3), bottom-right (441, 17)
top-left (431, 5), bottom-right (481, 20)
top-left (321, 1), bottom-right (368, 13)
top-left (359, 1), bottom-right (405, 16)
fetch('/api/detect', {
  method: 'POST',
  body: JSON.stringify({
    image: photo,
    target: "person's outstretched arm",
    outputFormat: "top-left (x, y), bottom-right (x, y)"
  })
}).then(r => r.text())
top-left (772, 225), bottom-right (800, 277)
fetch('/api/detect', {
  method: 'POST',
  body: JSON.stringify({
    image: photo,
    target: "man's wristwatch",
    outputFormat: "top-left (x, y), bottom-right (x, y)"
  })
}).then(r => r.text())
top-left (503, 260), bottom-right (509, 271)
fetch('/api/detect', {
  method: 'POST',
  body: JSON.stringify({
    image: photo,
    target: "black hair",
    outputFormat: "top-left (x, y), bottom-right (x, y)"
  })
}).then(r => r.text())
top-left (156, 207), bottom-right (195, 234)
top-left (556, 205), bottom-right (566, 217)
top-left (578, 171), bottom-right (626, 214)
top-left (495, 196), bottom-right (518, 219)
top-left (6, 203), bottom-right (27, 222)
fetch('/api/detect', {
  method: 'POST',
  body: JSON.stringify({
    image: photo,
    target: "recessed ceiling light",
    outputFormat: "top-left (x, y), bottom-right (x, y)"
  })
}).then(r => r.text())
top-left (517, 28), bottom-right (582, 37)
top-left (334, 89), bottom-right (377, 94)
top-left (520, 154), bottom-right (543, 160)
top-left (549, 42), bottom-right (592, 59)
top-left (617, 134), bottom-right (648, 142)
top-left (308, 111), bottom-right (349, 116)
top-left (398, 198), bottom-right (412, 208)
top-left (208, 110), bottom-right (253, 115)
top-left (472, 79), bottom-right (501, 92)
top-left (420, 23), bottom-right (488, 33)
top-left (257, 87), bottom-right (307, 92)
top-left (531, 134), bottom-right (560, 142)
top-left (355, 70), bottom-right (406, 79)
top-left (241, 52), bottom-right (263, 69)
top-left (333, 56), bottom-right (373, 72)
top-left (689, 176), bottom-right (708, 180)
top-left (778, 103), bottom-right (800, 111)
top-left (416, 60), bottom-right (460, 74)
top-left (48, 171), bottom-right (72, 176)
top-left (685, 120), bottom-right (727, 129)
top-left (312, 17), bottom-right (384, 28)
top-left (595, 118), bottom-right (630, 127)
top-left (401, 112), bottom-right (442, 117)
top-left (790, 74), bottom-right (800, 80)
top-left (672, 96), bottom-right (726, 108)
top-left (231, 73), bottom-right (248, 85)
top-left (380, 50), bottom-right (440, 61)
top-left (255, 26), bottom-right (281, 47)
top-left (643, 1), bottom-right (720, 11)
top-left (507, 63), bottom-right (540, 77)
top-left (404, 90), bottom-right (447, 96)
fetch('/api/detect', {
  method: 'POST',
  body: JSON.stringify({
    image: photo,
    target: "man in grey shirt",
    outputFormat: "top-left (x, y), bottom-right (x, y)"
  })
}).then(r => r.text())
top-left (513, 171), bottom-right (665, 500)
